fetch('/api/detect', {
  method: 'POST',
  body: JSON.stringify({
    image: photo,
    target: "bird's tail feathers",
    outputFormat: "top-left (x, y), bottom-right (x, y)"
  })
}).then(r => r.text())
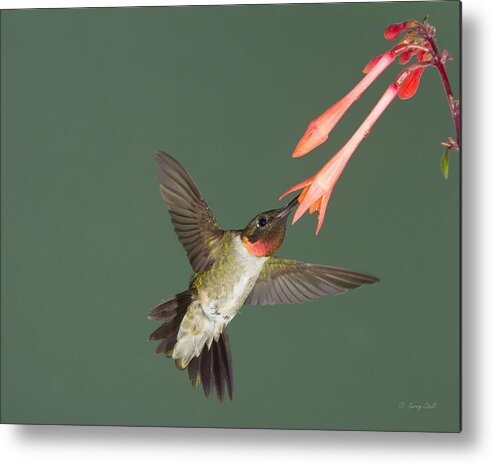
top-left (187, 330), bottom-right (234, 402)
top-left (148, 291), bottom-right (234, 401)
top-left (148, 290), bottom-right (193, 357)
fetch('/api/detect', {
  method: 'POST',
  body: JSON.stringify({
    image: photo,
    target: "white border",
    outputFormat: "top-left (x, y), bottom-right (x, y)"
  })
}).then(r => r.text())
top-left (2, 1), bottom-right (493, 463)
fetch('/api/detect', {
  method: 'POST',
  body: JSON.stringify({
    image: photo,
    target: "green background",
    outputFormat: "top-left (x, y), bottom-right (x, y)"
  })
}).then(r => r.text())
top-left (1, 2), bottom-right (460, 431)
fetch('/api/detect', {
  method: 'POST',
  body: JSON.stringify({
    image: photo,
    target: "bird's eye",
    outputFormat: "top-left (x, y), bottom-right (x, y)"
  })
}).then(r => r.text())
top-left (257, 217), bottom-right (267, 228)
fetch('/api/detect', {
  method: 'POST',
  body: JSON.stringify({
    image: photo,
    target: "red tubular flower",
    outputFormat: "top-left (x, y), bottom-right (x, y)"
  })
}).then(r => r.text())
top-left (362, 54), bottom-right (385, 74)
top-left (283, 17), bottom-right (451, 234)
top-left (282, 84), bottom-right (399, 235)
top-left (384, 20), bottom-right (418, 40)
top-left (292, 51), bottom-right (395, 158)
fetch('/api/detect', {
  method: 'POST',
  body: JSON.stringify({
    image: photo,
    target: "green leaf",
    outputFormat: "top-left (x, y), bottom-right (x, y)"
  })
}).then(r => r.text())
top-left (440, 148), bottom-right (449, 180)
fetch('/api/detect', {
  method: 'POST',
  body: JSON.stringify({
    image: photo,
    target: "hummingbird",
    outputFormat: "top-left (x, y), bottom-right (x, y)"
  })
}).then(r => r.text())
top-left (148, 152), bottom-right (378, 402)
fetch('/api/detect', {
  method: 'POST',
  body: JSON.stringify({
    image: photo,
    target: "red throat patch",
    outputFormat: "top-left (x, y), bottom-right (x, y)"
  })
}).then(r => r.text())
top-left (242, 236), bottom-right (277, 257)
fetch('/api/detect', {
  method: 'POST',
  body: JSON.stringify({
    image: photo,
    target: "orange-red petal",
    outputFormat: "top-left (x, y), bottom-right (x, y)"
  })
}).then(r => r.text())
top-left (398, 66), bottom-right (426, 100)
top-left (315, 194), bottom-right (330, 235)
top-left (279, 176), bottom-right (314, 201)
top-left (309, 197), bottom-right (322, 214)
top-left (399, 51), bottom-right (412, 65)
top-left (298, 185), bottom-right (310, 203)
top-left (292, 184), bottom-right (324, 224)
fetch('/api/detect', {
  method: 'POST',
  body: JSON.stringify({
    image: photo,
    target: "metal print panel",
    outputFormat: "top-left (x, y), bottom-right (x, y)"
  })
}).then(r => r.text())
top-left (1, 1), bottom-right (461, 431)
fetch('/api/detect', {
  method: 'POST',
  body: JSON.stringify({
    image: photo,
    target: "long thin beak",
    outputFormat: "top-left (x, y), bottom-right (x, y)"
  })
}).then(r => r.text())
top-left (276, 194), bottom-right (300, 219)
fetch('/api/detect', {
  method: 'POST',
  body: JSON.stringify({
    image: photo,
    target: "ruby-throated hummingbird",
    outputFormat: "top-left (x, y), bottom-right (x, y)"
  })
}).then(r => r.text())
top-left (149, 152), bottom-right (378, 401)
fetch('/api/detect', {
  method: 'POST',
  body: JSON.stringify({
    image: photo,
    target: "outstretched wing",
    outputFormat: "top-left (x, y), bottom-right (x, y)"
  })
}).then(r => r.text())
top-left (245, 257), bottom-right (379, 305)
top-left (156, 151), bottom-right (224, 274)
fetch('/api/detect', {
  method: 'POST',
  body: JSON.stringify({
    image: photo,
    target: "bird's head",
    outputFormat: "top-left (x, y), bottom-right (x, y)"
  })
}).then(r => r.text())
top-left (241, 195), bottom-right (299, 257)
